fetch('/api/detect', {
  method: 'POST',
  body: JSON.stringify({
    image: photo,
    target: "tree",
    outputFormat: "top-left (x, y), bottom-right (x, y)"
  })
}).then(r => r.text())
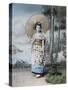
top-left (42, 6), bottom-right (55, 71)
top-left (42, 6), bottom-right (66, 74)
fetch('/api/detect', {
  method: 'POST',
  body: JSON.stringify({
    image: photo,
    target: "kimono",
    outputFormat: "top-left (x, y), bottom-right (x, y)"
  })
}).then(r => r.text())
top-left (31, 32), bottom-right (48, 74)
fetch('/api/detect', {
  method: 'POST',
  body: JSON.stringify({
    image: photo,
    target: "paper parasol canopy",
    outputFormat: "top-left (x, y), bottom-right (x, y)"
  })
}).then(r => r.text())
top-left (25, 14), bottom-right (49, 38)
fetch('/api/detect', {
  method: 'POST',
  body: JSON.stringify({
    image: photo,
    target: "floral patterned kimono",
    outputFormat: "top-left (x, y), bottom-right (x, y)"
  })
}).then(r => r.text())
top-left (31, 32), bottom-right (48, 74)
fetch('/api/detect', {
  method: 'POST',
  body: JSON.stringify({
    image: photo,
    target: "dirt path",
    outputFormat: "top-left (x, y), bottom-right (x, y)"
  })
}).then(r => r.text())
top-left (12, 68), bottom-right (49, 87)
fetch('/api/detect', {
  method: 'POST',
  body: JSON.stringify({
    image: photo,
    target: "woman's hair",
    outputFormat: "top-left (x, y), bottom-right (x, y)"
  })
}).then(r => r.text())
top-left (34, 22), bottom-right (42, 29)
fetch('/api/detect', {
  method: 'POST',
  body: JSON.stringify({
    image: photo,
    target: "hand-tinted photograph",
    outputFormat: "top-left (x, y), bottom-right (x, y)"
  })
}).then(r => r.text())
top-left (9, 3), bottom-right (66, 87)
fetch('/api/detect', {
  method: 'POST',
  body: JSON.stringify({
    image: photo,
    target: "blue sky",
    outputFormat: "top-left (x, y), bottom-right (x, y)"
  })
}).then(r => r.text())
top-left (11, 3), bottom-right (47, 34)
top-left (12, 3), bottom-right (43, 16)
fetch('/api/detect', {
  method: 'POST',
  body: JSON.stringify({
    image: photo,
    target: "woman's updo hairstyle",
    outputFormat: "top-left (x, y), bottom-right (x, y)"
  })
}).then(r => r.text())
top-left (34, 22), bottom-right (42, 29)
top-left (34, 22), bottom-right (42, 30)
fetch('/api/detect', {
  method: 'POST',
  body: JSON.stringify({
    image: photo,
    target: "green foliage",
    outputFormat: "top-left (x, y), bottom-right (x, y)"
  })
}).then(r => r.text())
top-left (46, 72), bottom-right (66, 84)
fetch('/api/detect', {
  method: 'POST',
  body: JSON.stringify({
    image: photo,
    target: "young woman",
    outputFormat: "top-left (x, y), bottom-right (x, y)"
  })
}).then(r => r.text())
top-left (31, 22), bottom-right (48, 78)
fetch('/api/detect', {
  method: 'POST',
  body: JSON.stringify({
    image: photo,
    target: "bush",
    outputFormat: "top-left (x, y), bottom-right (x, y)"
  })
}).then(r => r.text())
top-left (46, 72), bottom-right (66, 84)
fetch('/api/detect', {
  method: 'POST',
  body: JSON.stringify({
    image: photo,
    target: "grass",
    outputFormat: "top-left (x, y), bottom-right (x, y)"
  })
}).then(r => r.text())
top-left (46, 72), bottom-right (66, 84)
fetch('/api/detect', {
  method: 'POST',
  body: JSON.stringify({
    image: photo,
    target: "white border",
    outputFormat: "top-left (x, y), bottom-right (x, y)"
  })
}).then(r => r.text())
top-left (0, 0), bottom-right (68, 90)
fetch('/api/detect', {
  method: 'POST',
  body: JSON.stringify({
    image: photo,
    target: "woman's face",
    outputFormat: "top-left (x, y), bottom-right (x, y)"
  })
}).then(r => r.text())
top-left (36, 25), bottom-right (41, 32)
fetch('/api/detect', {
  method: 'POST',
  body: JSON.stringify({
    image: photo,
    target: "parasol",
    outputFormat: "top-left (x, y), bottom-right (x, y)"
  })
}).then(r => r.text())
top-left (25, 14), bottom-right (49, 38)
